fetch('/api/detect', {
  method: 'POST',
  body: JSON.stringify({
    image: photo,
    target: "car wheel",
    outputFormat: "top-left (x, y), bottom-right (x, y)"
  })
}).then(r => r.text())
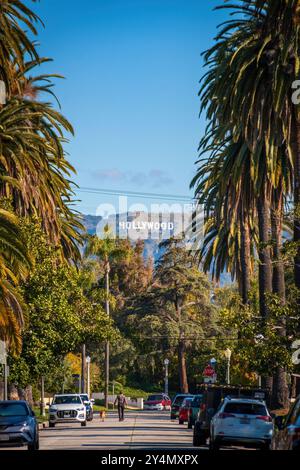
top-left (49, 422), bottom-right (55, 428)
top-left (193, 422), bottom-right (206, 447)
top-left (261, 441), bottom-right (271, 451)
top-left (209, 439), bottom-right (220, 451)
top-left (28, 434), bottom-right (39, 451)
top-left (81, 421), bottom-right (87, 427)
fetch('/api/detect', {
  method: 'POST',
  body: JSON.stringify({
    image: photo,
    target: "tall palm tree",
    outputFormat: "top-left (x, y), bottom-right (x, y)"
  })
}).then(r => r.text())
top-left (0, 0), bottom-right (83, 352)
top-left (191, 136), bottom-right (256, 304)
top-left (193, 0), bottom-right (294, 406)
top-left (85, 226), bottom-right (129, 408)
top-left (0, 208), bottom-right (31, 354)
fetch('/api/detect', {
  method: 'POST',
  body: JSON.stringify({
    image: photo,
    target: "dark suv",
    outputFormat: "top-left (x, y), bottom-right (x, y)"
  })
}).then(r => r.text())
top-left (272, 394), bottom-right (300, 450)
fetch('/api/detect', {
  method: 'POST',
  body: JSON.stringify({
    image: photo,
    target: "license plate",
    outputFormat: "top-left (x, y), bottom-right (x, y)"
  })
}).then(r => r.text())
top-left (240, 418), bottom-right (250, 424)
top-left (0, 434), bottom-right (9, 441)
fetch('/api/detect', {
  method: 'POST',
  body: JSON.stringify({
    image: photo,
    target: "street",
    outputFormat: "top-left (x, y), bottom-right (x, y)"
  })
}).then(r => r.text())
top-left (39, 411), bottom-right (194, 450)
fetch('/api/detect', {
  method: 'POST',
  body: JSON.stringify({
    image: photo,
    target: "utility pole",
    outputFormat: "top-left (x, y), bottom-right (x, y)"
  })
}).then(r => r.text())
top-left (81, 344), bottom-right (86, 394)
top-left (104, 261), bottom-right (110, 409)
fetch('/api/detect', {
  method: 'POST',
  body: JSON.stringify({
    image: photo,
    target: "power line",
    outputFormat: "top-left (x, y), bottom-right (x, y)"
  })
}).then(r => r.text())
top-left (77, 186), bottom-right (195, 203)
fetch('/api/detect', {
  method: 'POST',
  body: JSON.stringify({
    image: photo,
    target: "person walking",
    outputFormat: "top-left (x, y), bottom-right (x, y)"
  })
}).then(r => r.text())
top-left (114, 391), bottom-right (127, 421)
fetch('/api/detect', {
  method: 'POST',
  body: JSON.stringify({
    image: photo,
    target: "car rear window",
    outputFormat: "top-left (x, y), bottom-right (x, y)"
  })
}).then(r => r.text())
top-left (173, 395), bottom-right (193, 406)
top-left (182, 398), bottom-right (193, 407)
top-left (192, 395), bottom-right (203, 406)
top-left (224, 402), bottom-right (267, 416)
top-left (147, 395), bottom-right (163, 401)
top-left (0, 403), bottom-right (28, 417)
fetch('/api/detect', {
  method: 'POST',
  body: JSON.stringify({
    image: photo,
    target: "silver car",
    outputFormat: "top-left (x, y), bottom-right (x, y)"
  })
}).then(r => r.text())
top-left (49, 394), bottom-right (87, 428)
top-left (210, 397), bottom-right (274, 450)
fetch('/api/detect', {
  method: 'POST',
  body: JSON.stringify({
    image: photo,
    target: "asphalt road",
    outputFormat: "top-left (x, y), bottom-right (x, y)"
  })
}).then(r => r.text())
top-left (40, 411), bottom-right (195, 450)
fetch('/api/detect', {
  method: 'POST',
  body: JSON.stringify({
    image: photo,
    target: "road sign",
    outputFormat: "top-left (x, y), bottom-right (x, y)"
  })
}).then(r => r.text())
top-left (203, 364), bottom-right (215, 377)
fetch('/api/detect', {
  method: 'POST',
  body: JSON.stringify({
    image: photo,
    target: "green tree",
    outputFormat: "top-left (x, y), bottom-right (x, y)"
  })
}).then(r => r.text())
top-left (124, 240), bottom-right (218, 393)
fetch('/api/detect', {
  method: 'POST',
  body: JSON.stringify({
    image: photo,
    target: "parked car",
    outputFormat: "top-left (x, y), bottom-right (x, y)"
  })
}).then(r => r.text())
top-left (193, 384), bottom-right (270, 446)
top-left (171, 394), bottom-right (194, 420)
top-left (80, 394), bottom-right (94, 421)
top-left (49, 394), bottom-right (87, 428)
top-left (272, 394), bottom-right (300, 450)
top-left (188, 394), bottom-right (203, 429)
top-left (144, 394), bottom-right (171, 411)
top-left (0, 400), bottom-right (39, 450)
top-left (210, 397), bottom-right (273, 450)
top-left (179, 396), bottom-right (194, 424)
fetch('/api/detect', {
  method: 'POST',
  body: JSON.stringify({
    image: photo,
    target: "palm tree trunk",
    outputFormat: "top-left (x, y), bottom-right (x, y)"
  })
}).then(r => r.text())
top-left (176, 298), bottom-right (189, 393)
top-left (178, 334), bottom-right (189, 393)
top-left (292, 117), bottom-right (300, 290)
top-left (240, 210), bottom-right (251, 304)
top-left (257, 190), bottom-right (272, 318)
top-left (271, 188), bottom-right (285, 299)
top-left (271, 188), bottom-right (289, 409)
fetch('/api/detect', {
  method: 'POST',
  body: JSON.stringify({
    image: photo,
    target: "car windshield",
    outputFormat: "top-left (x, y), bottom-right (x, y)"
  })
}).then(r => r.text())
top-left (53, 396), bottom-right (82, 405)
top-left (80, 395), bottom-right (89, 402)
top-left (192, 395), bottom-right (203, 407)
top-left (147, 395), bottom-right (163, 401)
top-left (224, 402), bottom-right (267, 416)
top-left (0, 403), bottom-right (28, 417)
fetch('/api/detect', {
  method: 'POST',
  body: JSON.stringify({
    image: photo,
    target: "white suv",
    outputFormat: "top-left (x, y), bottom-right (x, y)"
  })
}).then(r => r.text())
top-left (49, 394), bottom-right (87, 428)
top-left (210, 397), bottom-right (273, 450)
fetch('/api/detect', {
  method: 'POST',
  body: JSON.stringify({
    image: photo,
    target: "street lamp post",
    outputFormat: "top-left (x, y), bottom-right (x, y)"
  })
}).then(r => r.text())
top-left (164, 359), bottom-right (169, 396)
top-left (224, 348), bottom-right (232, 385)
top-left (86, 356), bottom-right (91, 398)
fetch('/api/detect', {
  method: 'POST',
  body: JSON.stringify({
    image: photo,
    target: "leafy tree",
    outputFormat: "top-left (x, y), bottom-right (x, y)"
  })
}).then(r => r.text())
top-left (8, 221), bottom-right (116, 392)
top-left (123, 240), bottom-right (219, 393)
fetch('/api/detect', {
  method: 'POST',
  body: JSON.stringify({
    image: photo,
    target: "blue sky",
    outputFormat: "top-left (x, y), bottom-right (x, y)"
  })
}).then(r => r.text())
top-left (32, 0), bottom-right (228, 214)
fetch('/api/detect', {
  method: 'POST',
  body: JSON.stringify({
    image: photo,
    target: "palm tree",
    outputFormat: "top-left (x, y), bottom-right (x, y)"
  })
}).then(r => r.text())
top-left (193, 0), bottom-right (294, 406)
top-left (0, 208), bottom-right (31, 354)
top-left (191, 136), bottom-right (256, 305)
top-left (0, 0), bottom-right (83, 353)
top-left (85, 225), bottom-right (129, 408)
top-left (0, 0), bottom-right (40, 95)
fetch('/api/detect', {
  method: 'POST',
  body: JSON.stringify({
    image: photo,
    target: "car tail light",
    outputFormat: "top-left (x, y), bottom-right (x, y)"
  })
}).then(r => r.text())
top-left (256, 416), bottom-right (272, 422)
top-left (219, 412), bottom-right (236, 419)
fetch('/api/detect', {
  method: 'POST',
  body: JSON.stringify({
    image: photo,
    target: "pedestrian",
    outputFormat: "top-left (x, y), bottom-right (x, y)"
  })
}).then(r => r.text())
top-left (114, 391), bottom-right (127, 421)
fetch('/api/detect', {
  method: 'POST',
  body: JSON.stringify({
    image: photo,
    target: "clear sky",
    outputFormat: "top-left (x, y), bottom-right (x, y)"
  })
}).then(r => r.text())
top-left (32, 0), bottom-right (229, 214)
